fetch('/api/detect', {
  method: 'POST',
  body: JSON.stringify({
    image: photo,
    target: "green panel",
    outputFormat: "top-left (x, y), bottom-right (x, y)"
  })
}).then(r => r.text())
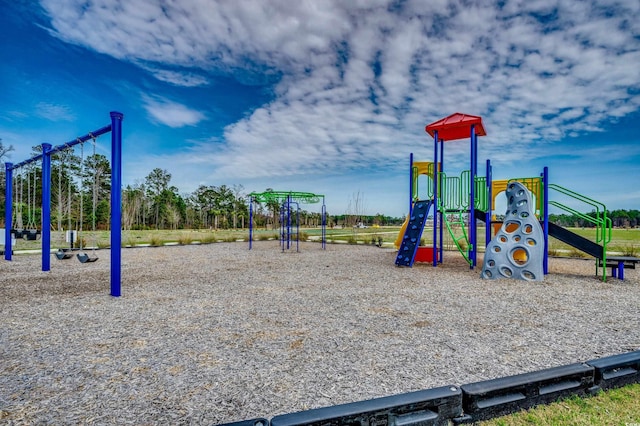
top-left (249, 190), bottom-right (323, 204)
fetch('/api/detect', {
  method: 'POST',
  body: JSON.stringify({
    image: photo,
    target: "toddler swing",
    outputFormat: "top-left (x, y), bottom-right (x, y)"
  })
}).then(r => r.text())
top-left (24, 165), bottom-right (41, 241)
top-left (76, 138), bottom-right (98, 263)
top-left (55, 149), bottom-right (75, 260)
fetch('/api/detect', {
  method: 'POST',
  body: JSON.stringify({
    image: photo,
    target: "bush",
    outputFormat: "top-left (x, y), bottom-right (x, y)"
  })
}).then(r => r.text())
top-left (620, 244), bottom-right (639, 257)
top-left (150, 235), bottom-right (163, 247)
top-left (569, 247), bottom-right (588, 258)
top-left (178, 234), bottom-right (193, 245)
top-left (201, 234), bottom-right (217, 244)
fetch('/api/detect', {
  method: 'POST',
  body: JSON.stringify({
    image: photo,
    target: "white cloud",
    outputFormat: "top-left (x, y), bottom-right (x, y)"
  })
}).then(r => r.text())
top-left (40, 0), bottom-right (640, 212)
top-left (141, 67), bottom-right (210, 87)
top-left (34, 102), bottom-right (75, 122)
top-left (142, 95), bottom-right (206, 128)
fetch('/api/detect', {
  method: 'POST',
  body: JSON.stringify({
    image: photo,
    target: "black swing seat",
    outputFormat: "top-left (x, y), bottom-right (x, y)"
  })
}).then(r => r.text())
top-left (77, 252), bottom-right (99, 263)
top-left (25, 229), bottom-right (41, 241)
top-left (55, 249), bottom-right (74, 260)
top-left (11, 229), bottom-right (24, 239)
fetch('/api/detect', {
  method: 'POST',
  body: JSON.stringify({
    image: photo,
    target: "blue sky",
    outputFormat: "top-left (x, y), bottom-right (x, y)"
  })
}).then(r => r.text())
top-left (1, 0), bottom-right (639, 217)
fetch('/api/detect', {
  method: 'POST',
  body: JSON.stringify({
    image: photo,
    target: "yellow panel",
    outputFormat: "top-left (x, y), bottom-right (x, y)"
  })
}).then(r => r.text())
top-left (491, 179), bottom-right (542, 212)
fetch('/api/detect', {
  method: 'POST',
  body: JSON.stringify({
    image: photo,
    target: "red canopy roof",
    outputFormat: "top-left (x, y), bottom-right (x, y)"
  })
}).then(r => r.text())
top-left (425, 113), bottom-right (486, 141)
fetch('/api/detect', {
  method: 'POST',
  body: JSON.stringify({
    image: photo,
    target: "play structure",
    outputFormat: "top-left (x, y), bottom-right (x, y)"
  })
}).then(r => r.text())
top-left (395, 112), bottom-right (637, 281)
top-left (248, 190), bottom-right (326, 251)
top-left (3, 112), bottom-right (124, 296)
top-left (481, 181), bottom-right (544, 281)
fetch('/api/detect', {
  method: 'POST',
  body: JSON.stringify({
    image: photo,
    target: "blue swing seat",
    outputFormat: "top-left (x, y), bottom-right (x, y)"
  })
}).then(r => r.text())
top-left (77, 252), bottom-right (98, 263)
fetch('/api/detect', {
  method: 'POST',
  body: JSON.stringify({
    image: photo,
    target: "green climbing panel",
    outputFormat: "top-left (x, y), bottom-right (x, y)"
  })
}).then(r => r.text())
top-left (442, 210), bottom-right (472, 266)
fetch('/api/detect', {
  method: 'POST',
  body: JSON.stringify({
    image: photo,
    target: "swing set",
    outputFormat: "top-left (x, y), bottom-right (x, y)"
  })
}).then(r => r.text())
top-left (10, 165), bottom-right (42, 241)
top-left (52, 138), bottom-right (99, 262)
top-left (3, 112), bottom-right (124, 297)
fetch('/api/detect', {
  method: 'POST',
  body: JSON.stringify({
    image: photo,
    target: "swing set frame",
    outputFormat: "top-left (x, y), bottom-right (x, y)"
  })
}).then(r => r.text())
top-left (3, 111), bottom-right (124, 297)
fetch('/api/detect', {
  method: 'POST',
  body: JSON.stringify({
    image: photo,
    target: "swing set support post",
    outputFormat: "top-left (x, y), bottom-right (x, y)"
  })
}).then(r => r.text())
top-left (4, 163), bottom-right (13, 261)
top-left (41, 143), bottom-right (52, 272)
top-left (110, 111), bottom-right (123, 297)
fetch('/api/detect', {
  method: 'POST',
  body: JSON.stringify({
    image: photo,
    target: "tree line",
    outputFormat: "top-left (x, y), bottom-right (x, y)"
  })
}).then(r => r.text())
top-left (549, 210), bottom-right (640, 229)
top-left (1, 140), bottom-right (636, 230)
top-left (0, 143), bottom-right (337, 231)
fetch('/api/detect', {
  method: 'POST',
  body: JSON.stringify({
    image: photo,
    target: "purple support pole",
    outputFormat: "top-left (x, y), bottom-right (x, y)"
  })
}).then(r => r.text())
top-left (439, 138), bottom-right (444, 264)
top-left (432, 131), bottom-right (438, 267)
top-left (4, 163), bottom-right (13, 261)
top-left (618, 263), bottom-right (624, 280)
top-left (469, 125), bottom-right (476, 269)
top-left (543, 166), bottom-right (549, 275)
top-left (409, 153), bottom-right (414, 215)
top-left (249, 200), bottom-right (252, 246)
top-left (110, 111), bottom-right (123, 297)
top-left (41, 143), bottom-right (52, 272)
top-left (485, 159), bottom-right (492, 247)
top-left (321, 198), bottom-right (326, 250)
top-left (287, 195), bottom-right (292, 250)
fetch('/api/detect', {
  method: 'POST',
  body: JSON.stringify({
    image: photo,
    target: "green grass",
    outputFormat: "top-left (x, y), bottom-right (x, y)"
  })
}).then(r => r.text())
top-left (481, 383), bottom-right (640, 425)
top-left (10, 226), bottom-right (640, 258)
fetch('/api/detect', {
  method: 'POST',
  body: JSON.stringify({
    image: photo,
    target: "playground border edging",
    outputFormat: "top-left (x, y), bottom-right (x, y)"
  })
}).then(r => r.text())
top-left (217, 350), bottom-right (640, 426)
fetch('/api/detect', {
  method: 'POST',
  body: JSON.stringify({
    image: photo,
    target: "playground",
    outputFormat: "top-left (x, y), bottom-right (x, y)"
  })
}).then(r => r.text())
top-left (2, 111), bottom-right (639, 423)
top-left (1, 241), bottom-right (639, 424)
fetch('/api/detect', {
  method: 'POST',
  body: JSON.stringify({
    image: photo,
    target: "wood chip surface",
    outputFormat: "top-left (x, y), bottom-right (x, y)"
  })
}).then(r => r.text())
top-left (1, 242), bottom-right (639, 424)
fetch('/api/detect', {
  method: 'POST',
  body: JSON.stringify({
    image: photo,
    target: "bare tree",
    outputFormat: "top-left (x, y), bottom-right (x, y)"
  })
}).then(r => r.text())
top-left (346, 190), bottom-right (366, 228)
top-left (0, 138), bottom-right (14, 163)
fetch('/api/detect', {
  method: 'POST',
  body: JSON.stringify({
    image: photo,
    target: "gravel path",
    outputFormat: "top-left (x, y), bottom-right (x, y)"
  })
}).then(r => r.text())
top-left (1, 242), bottom-right (639, 424)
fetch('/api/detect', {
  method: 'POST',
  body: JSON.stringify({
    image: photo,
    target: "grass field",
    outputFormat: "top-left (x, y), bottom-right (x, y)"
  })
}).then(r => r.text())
top-left (480, 383), bottom-right (640, 425)
top-left (7, 226), bottom-right (640, 256)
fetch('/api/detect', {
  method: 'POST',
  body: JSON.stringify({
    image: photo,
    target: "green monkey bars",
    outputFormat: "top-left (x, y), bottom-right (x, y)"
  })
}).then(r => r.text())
top-left (248, 190), bottom-right (326, 250)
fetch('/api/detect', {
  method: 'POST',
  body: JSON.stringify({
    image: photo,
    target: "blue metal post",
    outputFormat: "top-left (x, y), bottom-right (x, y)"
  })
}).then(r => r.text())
top-left (321, 197), bottom-right (326, 249)
top-left (432, 131), bottom-right (438, 267)
top-left (485, 159), bottom-right (492, 246)
top-left (249, 197), bottom-right (253, 249)
top-left (41, 143), bottom-right (52, 272)
top-left (439, 137), bottom-right (444, 264)
top-left (543, 166), bottom-right (549, 275)
top-left (280, 201), bottom-right (286, 251)
top-left (4, 163), bottom-right (13, 260)
top-left (469, 125), bottom-right (476, 269)
top-left (110, 111), bottom-right (123, 297)
top-left (409, 153), bottom-right (414, 215)
top-left (288, 195), bottom-right (292, 250)
top-left (295, 201), bottom-right (300, 252)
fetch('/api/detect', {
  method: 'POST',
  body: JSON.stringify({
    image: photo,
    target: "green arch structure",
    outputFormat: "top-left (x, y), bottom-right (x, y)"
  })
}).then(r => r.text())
top-left (248, 190), bottom-right (326, 250)
top-left (249, 190), bottom-right (324, 204)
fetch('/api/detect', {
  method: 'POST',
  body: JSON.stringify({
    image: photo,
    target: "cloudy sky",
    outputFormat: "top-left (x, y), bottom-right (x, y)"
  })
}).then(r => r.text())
top-left (1, 0), bottom-right (639, 217)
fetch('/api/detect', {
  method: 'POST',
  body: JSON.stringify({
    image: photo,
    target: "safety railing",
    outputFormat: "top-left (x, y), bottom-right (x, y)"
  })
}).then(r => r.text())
top-left (412, 162), bottom-right (440, 201)
top-left (548, 184), bottom-right (612, 281)
top-left (548, 184), bottom-right (611, 246)
top-left (474, 176), bottom-right (489, 212)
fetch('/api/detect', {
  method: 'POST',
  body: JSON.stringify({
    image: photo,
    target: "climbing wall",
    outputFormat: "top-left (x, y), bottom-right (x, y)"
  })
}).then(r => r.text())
top-left (481, 182), bottom-right (543, 281)
top-left (395, 200), bottom-right (432, 267)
